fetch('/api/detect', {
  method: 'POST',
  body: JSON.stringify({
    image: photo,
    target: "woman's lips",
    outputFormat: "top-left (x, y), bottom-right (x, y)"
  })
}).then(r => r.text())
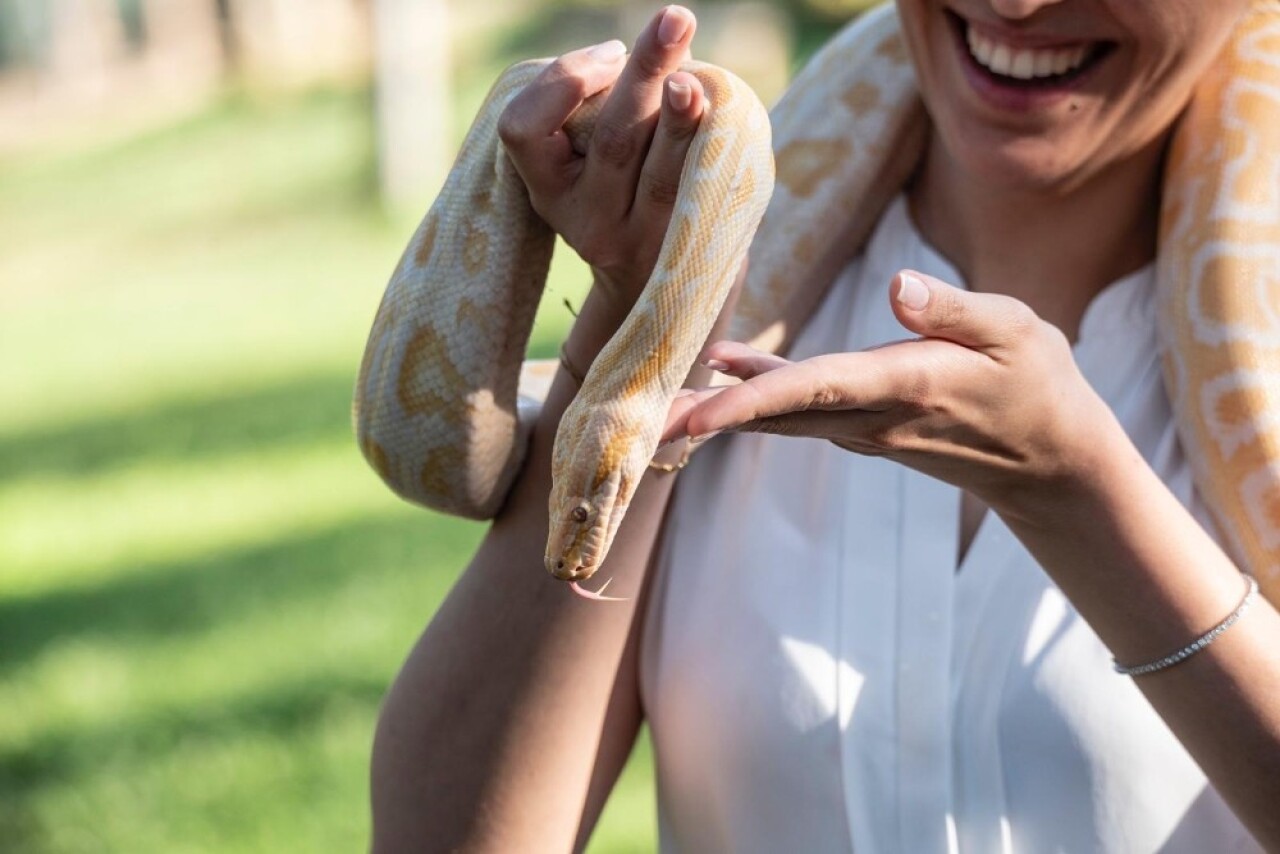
top-left (945, 10), bottom-right (1114, 112)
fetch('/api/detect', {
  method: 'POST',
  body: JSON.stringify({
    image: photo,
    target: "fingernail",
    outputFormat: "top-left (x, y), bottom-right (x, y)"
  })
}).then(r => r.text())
top-left (674, 388), bottom-right (697, 399)
top-left (589, 40), bottom-right (627, 62)
top-left (701, 358), bottom-right (729, 371)
top-left (658, 6), bottom-right (691, 48)
top-left (689, 430), bottom-right (721, 444)
top-left (667, 79), bottom-right (692, 111)
top-left (897, 272), bottom-right (930, 311)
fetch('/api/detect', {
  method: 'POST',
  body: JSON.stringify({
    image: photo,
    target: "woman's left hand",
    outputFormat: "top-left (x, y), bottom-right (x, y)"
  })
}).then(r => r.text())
top-left (663, 270), bottom-right (1125, 513)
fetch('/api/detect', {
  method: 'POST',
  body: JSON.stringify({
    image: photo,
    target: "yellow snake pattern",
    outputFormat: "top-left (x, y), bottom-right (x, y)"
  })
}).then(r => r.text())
top-left (354, 60), bottom-right (774, 580)
top-left (355, 2), bottom-right (1280, 604)
top-left (1158, 1), bottom-right (1280, 605)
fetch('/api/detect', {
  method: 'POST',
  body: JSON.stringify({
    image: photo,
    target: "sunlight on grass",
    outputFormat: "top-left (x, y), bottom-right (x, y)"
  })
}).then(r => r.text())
top-left (0, 510), bottom-right (478, 757)
top-left (0, 438), bottom-right (388, 592)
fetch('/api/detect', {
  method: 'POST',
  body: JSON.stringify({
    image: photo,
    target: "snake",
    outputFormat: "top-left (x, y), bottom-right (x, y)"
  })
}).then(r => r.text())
top-left (353, 2), bottom-right (1280, 608)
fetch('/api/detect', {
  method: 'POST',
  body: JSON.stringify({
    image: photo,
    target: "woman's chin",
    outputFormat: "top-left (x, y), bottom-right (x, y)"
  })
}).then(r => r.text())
top-left (937, 125), bottom-right (1097, 195)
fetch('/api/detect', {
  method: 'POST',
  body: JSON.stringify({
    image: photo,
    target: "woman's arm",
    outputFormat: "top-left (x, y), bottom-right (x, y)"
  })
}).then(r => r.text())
top-left (368, 10), bottom-right (736, 846)
top-left (370, 289), bottom-right (669, 852)
top-left (371, 277), bottom-right (737, 852)
top-left (1000, 425), bottom-right (1280, 848)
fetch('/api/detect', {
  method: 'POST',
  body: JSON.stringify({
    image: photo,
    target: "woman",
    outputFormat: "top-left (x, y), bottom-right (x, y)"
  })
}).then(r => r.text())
top-left (368, 1), bottom-right (1280, 850)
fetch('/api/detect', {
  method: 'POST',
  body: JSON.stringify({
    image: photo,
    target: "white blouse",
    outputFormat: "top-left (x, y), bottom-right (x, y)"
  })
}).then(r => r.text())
top-left (639, 197), bottom-right (1260, 853)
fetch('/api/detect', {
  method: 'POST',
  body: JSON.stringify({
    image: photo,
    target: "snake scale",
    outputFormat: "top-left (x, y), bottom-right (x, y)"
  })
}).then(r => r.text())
top-left (354, 2), bottom-right (1280, 607)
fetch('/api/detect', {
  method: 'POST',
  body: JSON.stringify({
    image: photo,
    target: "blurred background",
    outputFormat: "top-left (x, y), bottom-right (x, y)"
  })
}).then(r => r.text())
top-left (0, 0), bottom-right (873, 850)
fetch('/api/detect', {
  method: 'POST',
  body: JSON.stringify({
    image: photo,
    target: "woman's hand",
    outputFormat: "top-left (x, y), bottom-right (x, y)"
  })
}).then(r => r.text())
top-left (498, 5), bottom-right (706, 312)
top-left (664, 270), bottom-right (1126, 514)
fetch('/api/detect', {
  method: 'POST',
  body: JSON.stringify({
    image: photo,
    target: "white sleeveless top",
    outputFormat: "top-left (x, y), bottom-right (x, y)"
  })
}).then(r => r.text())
top-left (639, 197), bottom-right (1260, 853)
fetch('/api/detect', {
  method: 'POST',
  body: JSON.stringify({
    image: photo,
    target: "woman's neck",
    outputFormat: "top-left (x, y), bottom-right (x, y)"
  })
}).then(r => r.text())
top-left (907, 132), bottom-right (1167, 341)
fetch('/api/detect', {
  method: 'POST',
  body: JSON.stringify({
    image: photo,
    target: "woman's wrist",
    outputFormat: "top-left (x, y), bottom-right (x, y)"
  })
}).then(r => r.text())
top-left (985, 391), bottom-right (1135, 529)
top-left (561, 273), bottom-right (638, 377)
top-left (987, 398), bottom-right (1248, 664)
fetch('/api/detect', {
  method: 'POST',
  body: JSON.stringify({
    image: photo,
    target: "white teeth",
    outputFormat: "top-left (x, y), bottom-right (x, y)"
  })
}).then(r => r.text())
top-left (967, 27), bottom-right (994, 67)
top-left (1057, 47), bottom-right (1088, 74)
top-left (1010, 50), bottom-right (1034, 79)
top-left (966, 24), bottom-right (1092, 81)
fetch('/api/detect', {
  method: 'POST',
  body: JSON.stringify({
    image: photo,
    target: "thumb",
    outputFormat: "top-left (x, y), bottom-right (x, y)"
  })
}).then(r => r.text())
top-left (890, 270), bottom-right (1037, 351)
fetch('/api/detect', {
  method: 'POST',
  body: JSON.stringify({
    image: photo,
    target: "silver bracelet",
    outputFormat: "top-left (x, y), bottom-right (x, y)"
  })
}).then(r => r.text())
top-left (1113, 575), bottom-right (1259, 677)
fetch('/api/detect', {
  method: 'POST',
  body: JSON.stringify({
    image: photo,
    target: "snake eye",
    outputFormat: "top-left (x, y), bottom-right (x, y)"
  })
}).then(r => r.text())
top-left (571, 504), bottom-right (590, 524)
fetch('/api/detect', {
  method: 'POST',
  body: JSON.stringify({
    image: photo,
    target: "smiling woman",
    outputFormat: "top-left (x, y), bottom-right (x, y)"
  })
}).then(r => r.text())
top-left (361, 2), bottom-right (1280, 852)
top-left (904, 0), bottom-right (1248, 188)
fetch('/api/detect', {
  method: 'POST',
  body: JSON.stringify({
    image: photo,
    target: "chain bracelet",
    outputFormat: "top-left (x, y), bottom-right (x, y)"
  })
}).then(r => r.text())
top-left (1113, 575), bottom-right (1259, 677)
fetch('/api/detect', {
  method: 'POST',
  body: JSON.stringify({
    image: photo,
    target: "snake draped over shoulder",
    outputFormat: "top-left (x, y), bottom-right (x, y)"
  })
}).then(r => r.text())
top-left (354, 2), bottom-right (1280, 607)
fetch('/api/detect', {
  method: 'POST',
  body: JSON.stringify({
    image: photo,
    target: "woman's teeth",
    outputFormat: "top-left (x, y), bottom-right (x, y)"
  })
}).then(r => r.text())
top-left (966, 26), bottom-right (1091, 80)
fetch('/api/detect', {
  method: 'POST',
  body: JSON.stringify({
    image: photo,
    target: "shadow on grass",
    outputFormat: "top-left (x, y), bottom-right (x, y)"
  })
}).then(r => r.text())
top-left (0, 671), bottom-right (387, 796)
top-left (0, 510), bottom-right (484, 678)
top-left (0, 506), bottom-right (486, 848)
top-left (0, 371), bottom-right (358, 482)
top-left (0, 670), bottom-right (388, 851)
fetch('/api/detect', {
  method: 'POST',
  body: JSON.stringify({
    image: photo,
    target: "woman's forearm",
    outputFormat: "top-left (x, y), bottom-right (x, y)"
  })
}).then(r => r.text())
top-left (369, 283), bottom-right (717, 852)
top-left (996, 423), bottom-right (1280, 849)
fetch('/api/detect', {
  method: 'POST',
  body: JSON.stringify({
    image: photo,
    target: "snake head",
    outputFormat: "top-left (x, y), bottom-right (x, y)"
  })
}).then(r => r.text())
top-left (545, 464), bottom-right (630, 582)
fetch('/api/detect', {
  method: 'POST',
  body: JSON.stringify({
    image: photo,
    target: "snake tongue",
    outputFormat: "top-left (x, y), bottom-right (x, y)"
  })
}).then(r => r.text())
top-left (570, 578), bottom-right (628, 602)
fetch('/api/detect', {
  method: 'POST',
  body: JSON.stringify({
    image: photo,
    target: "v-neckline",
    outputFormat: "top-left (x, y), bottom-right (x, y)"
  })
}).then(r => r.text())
top-left (957, 491), bottom-right (988, 570)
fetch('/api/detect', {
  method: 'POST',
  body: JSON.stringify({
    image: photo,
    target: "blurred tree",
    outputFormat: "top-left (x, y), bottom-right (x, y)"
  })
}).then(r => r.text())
top-left (367, 0), bottom-right (884, 208)
top-left (47, 0), bottom-right (124, 87)
top-left (515, 0), bottom-right (881, 77)
top-left (221, 0), bottom-right (368, 88)
top-left (116, 0), bottom-right (145, 51)
top-left (373, 0), bottom-right (451, 210)
top-left (211, 0), bottom-right (237, 69)
top-left (697, 2), bottom-right (791, 103)
top-left (567, 0), bottom-right (881, 20)
top-left (139, 0), bottom-right (225, 86)
top-left (794, 0), bottom-right (881, 19)
top-left (0, 0), bottom-right (49, 70)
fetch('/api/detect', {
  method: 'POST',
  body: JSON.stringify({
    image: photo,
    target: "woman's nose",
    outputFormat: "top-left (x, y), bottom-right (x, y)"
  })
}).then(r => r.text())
top-left (987, 0), bottom-right (1067, 20)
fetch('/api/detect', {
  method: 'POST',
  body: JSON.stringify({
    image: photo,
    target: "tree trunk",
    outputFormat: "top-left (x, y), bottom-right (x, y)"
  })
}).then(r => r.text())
top-left (373, 0), bottom-right (451, 211)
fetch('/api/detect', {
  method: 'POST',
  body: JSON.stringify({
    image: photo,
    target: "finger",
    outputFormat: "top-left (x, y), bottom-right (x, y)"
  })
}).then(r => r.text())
top-left (498, 41), bottom-right (629, 198)
top-left (683, 351), bottom-right (904, 439)
top-left (891, 270), bottom-right (1041, 353)
top-left (632, 71), bottom-right (705, 217)
top-left (700, 339), bottom-right (791, 380)
top-left (582, 5), bottom-right (696, 215)
top-left (660, 387), bottom-right (723, 444)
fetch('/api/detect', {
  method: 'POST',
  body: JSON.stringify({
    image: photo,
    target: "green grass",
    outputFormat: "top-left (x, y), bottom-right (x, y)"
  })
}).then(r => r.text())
top-left (0, 82), bottom-right (656, 852)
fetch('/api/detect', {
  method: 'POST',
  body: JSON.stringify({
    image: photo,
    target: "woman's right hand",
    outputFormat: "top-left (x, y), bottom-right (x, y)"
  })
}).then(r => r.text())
top-left (498, 5), bottom-right (707, 311)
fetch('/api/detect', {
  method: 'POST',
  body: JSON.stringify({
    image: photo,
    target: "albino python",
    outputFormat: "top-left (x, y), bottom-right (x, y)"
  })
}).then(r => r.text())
top-left (354, 2), bottom-right (1280, 608)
